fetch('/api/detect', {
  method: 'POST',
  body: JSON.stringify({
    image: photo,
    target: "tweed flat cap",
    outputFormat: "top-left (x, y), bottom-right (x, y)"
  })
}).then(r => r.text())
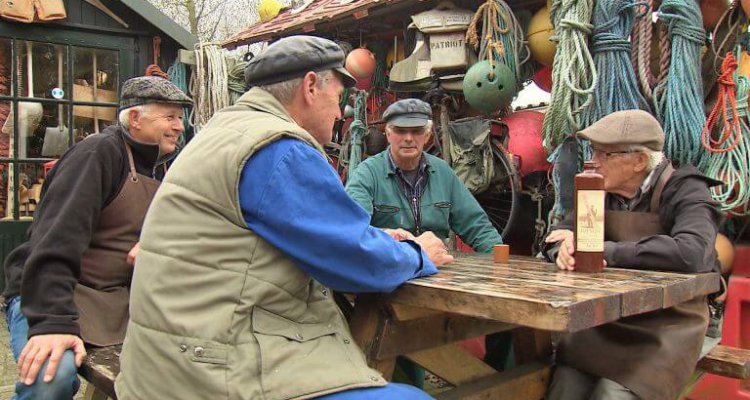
top-left (577, 109), bottom-right (665, 151)
top-left (119, 76), bottom-right (192, 110)
top-left (383, 99), bottom-right (432, 128)
top-left (244, 35), bottom-right (357, 88)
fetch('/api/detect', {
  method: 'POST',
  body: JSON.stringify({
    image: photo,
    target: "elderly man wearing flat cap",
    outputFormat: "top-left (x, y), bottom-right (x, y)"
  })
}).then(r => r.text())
top-left (2, 76), bottom-right (190, 399)
top-left (543, 110), bottom-right (722, 400)
top-left (116, 36), bottom-right (451, 400)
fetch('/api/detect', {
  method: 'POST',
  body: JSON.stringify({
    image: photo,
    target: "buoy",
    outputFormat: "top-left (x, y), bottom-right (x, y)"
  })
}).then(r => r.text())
top-left (258, 0), bottom-right (283, 22)
top-left (700, 0), bottom-right (730, 29)
top-left (715, 233), bottom-right (735, 274)
top-left (742, 0), bottom-right (750, 18)
top-left (502, 111), bottom-right (550, 177)
top-left (739, 50), bottom-right (750, 81)
top-left (345, 48), bottom-right (376, 79)
top-left (532, 65), bottom-right (552, 92)
top-left (527, 6), bottom-right (556, 66)
top-left (463, 61), bottom-right (517, 114)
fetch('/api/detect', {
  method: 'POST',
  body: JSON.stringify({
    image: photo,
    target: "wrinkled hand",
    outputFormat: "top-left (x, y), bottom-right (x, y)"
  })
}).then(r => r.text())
top-left (126, 242), bottom-right (140, 266)
top-left (414, 231), bottom-right (453, 267)
top-left (18, 334), bottom-right (86, 385)
top-left (545, 229), bottom-right (575, 271)
top-left (382, 228), bottom-right (415, 241)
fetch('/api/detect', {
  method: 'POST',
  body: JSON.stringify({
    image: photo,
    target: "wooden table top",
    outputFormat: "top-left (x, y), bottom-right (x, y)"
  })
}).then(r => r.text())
top-left (388, 254), bottom-right (720, 333)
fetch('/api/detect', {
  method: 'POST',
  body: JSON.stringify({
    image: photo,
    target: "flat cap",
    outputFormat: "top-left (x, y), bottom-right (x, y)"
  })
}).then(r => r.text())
top-left (383, 99), bottom-right (432, 128)
top-left (577, 109), bottom-right (665, 151)
top-left (119, 76), bottom-right (192, 110)
top-left (245, 35), bottom-right (357, 88)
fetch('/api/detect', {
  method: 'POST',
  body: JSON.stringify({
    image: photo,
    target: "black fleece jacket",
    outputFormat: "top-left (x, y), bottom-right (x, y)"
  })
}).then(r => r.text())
top-left (2, 124), bottom-right (176, 338)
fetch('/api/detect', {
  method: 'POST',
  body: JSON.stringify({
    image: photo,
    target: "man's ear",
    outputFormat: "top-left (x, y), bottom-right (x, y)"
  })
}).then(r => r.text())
top-left (128, 110), bottom-right (141, 131)
top-left (301, 72), bottom-right (319, 105)
top-left (633, 152), bottom-right (649, 172)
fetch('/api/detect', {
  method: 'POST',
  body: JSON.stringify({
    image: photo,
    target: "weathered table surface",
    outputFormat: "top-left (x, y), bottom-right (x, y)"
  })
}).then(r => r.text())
top-left (349, 254), bottom-right (721, 399)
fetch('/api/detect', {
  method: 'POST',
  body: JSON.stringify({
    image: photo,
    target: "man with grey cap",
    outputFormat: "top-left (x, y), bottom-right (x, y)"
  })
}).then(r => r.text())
top-left (116, 36), bottom-right (451, 400)
top-left (543, 109), bottom-right (722, 400)
top-left (2, 75), bottom-right (190, 399)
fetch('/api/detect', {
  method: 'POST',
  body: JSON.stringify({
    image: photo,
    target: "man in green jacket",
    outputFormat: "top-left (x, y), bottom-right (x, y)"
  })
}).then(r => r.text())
top-left (345, 98), bottom-right (502, 252)
top-left (345, 99), bottom-right (509, 382)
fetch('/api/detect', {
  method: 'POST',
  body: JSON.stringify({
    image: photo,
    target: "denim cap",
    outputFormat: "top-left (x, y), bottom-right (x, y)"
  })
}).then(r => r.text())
top-left (577, 109), bottom-right (665, 151)
top-left (382, 99), bottom-right (432, 128)
top-left (244, 35), bottom-right (357, 88)
top-left (119, 76), bottom-right (192, 110)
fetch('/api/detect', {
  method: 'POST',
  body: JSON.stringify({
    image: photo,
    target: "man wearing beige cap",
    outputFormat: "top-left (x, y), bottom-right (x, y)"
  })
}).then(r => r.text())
top-left (543, 110), bottom-right (722, 400)
top-left (116, 36), bottom-right (451, 399)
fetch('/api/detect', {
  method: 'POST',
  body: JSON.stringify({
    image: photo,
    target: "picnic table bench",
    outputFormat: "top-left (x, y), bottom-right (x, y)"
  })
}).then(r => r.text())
top-left (80, 254), bottom-right (741, 399)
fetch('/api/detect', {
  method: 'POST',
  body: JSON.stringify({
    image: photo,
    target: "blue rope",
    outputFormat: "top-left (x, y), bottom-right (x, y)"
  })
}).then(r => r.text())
top-left (168, 60), bottom-right (191, 142)
top-left (652, 0), bottom-right (706, 166)
top-left (347, 91), bottom-right (368, 181)
top-left (585, 0), bottom-right (651, 126)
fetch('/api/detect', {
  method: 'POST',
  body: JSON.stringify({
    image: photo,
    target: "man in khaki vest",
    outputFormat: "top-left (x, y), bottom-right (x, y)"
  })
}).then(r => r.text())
top-left (3, 76), bottom-right (190, 399)
top-left (115, 36), bottom-right (453, 400)
top-left (543, 110), bottom-right (721, 400)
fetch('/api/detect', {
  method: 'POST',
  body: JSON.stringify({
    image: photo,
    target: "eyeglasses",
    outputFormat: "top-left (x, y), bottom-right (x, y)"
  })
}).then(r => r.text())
top-left (591, 149), bottom-right (640, 159)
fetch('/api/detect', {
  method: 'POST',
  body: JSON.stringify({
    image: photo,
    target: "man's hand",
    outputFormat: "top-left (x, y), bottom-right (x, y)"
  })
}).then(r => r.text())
top-left (414, 231), bottom-right (453, 266)
top-left (382, 228), bottom-right (415, 241)
top-left (545, 229), bottom-right (575, 271)
top-left (127, 242), bottom-right (140, 266)
top-left (18, 334), bottom-right (86, 385)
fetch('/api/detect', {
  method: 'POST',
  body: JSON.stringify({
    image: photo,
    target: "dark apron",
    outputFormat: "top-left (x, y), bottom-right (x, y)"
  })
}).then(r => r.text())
top-left (73, 141), bottom-right (161, 346)
top-left (559, 164), bottom-right (710, 400)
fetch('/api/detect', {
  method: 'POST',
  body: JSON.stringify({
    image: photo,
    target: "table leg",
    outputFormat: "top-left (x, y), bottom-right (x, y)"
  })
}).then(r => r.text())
top-left (513, 327), bottom-right (552, 365)
top-left (349, 294), bottom-right (397, 379)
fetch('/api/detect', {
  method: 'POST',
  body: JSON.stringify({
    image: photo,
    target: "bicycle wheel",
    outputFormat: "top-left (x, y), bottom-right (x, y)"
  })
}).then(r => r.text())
top-left (474, 138), bottom-right (521, 239)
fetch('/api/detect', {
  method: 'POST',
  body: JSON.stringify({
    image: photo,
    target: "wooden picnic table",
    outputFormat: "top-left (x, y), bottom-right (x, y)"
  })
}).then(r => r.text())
top-left (348, 253), bottom-right (720, 400)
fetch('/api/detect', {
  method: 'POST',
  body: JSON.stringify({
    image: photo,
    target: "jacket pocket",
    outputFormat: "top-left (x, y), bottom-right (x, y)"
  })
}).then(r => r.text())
top-left (374, 204), bottom-right (400, 213)
top-left (253, 307), bottom-right (360, 400)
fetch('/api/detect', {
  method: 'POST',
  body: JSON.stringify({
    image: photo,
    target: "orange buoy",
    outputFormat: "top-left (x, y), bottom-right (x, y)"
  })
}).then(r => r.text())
top-left (743, 0), bottom-right (750, 18)
top-left (345, 48), bottom-right (376, 80)
top-left (715, 233), bottom-right (735, 274)
top-left (502, 111), bottom-right (550, 178)
top-left (739, 50), bottom-right (750, 81)
top-left (527, 6), bottom-right (556, 66)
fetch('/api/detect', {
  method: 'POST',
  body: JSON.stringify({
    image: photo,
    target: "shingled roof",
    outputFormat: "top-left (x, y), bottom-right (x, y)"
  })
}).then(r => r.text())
top-left (222, 0), bottom-right (418, 49)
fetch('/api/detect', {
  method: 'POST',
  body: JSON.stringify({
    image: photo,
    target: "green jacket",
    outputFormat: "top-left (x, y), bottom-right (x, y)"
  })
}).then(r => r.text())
top-left (115, 88), bottom-right (386, 400)
top-left (346, 150), bottom-right (502, 253)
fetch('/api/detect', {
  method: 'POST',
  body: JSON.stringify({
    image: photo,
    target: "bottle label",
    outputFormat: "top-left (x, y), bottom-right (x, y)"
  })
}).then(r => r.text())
top-left (576, 190), bottom-right (605, 252)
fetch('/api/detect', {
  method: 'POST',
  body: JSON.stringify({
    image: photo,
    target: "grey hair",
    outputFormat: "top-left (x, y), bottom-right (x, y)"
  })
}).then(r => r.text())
top-left (259, 70), bottom-right (334, 105)
top-left (622, 145), bottom-right (663, 172)
top-left (118, 104), bottom-right (155, 129)
top-left (385, 120), bottom-right (434, 134)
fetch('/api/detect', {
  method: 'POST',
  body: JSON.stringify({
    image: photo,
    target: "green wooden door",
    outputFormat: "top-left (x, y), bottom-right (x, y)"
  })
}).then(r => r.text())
top-left (0, 26), bottom-right (135, 292)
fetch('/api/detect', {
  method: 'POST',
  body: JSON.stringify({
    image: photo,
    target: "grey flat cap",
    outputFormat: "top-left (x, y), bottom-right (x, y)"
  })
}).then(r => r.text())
top-left (245, 35), bottom-right (357, 88)
top-left (383, 99), bottom-right (432, 128)
top-left (577, 109), bottom-right (665, 151)
top-left (119, 76), bottom-right (192, 110)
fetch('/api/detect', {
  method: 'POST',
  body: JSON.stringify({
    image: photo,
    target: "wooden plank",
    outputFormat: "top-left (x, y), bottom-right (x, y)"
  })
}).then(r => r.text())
top-left (79, 345), bottom-right (120, 400)
top-left (177, 49), bottom-right (196, 65)
top-left (376, 313), bottom-right (514, 359)
top-left (406, 344), bottom-right (496, 386)
top-left (390, 304), bottom-right (443, 321)
top-left (697, 345), bottom-right (750, 379)
top-left (434, 361), bottom-right (550, 400)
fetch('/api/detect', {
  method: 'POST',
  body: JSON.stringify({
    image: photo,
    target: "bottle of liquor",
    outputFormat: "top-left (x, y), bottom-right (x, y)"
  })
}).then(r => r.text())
top-left (574, 161), bottom-right (605, 272)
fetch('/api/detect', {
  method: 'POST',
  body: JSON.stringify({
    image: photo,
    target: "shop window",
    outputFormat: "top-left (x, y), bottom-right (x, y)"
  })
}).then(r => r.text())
top-left (73, 105), bottom-right (117, 141)
top-left (15, 40), bottom-right (69, 100)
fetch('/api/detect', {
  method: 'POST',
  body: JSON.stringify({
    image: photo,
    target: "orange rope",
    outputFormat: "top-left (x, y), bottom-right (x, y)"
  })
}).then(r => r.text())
top-left (145, 36), bottom-right (169, 79)
top-left (701, 52), bottom-right (740, 153)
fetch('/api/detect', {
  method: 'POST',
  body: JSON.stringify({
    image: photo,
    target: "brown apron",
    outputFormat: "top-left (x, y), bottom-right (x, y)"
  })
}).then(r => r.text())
top-left (560, 164), bottom-right (710, 400)
top-left (73, 141), bottom-right (161, 346)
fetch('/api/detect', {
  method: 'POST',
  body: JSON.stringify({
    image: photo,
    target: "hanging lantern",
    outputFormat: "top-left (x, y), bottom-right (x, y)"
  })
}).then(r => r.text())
top-left (527, 6), bottom-right (556, 66)
top-left (345, 48), bottom-right (376, 80)
top-left (463, 61), bottom-right (516, 114)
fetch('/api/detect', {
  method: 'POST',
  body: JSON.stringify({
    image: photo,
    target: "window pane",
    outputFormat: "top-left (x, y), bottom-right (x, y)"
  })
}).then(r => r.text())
top-left (0, 38), bottom-right (11, 96)
top-left (4, 101), bottom-right (44, 158)
top-left (30, 102), bottom-right (70, 158)
top-left (15, 162), bottom-right (45, 218)
top-left (16, 40), bottom-right (69, 100)
top-left (0, 100), bottom-right (9, 158)
top-left (73, 47), bottom-right (119, 102)
top-left (74, 106), bottom-right (117, 142)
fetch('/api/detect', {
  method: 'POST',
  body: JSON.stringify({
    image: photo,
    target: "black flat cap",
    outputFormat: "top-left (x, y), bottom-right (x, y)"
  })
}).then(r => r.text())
top-left (578, 109), bottom-right (665, 151)
top-left (383, 99), bottom-right (432, 128)
top-left (245, 35), bottom-right (357, 88)
top-left (119, 76), bottom-right (192, 110)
